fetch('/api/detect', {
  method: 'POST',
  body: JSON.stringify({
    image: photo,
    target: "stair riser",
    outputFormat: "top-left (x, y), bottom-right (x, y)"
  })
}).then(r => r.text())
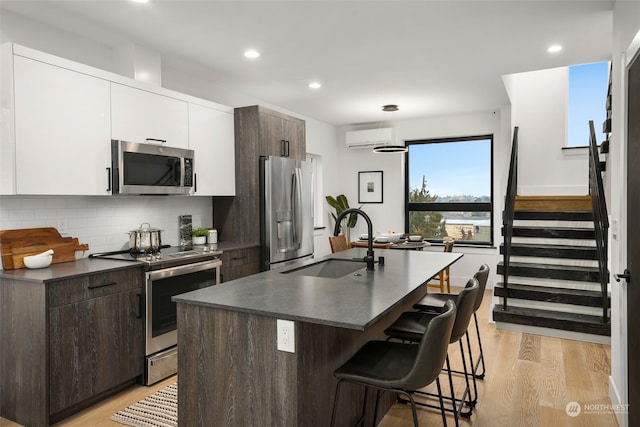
top-left (514, 220), bottom-right (594, 229)
top-left (514, 211), bottom-right (594, 221)
top-left (511, 237), bottom-right (596, 247)
top-left (507, 228), bottom-right (595, 239)
top-left (500, 245), bottom-right (597, 260)
top-left (497, 264), bottom-right (600, 282)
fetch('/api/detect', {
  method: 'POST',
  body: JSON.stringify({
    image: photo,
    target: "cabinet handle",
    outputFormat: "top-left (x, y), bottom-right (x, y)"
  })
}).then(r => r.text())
top-left (280, 140), bottom-right (286, 157)
top-left (106, 167), bottom-right (112, 192)
top-left (194, 173), bottom-right (197, 193)
top-left (136, 293), bottom-right (142, 319)
top-left (145, 138), bottom-right (167, 144)
top-left (88, 281), bottom-right (117, 289)
top-left (286, 140), bottom-right (290, 157)
top-left (232, 256), bottom-right (249, 261)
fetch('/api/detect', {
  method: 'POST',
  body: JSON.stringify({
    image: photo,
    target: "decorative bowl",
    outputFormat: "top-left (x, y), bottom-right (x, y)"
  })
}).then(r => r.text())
top-left (23, 252), bottom-right (53, 269)
top-left (377, 233), bottom-right (403, 243)
top-left (408, 235), bottom-right (423, 242)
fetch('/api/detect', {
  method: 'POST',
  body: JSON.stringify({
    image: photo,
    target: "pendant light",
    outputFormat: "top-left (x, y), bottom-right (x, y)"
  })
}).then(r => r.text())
top-left (373, 105), bottom-right (407, 153)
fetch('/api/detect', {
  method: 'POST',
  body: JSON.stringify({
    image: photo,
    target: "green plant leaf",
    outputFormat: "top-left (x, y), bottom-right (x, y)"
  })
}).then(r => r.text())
top-left (326, 194), bottom-right (360, 232)
top-left (336, 194), bottom-right (350, 212)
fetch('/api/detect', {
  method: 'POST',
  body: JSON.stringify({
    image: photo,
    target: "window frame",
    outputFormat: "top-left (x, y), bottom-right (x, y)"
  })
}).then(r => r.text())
top-left (404, 134), bottom-right (494, 246)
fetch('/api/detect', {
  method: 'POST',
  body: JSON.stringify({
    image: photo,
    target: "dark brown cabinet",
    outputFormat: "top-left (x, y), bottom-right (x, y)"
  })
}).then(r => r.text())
top-left (214, 105), bottom-right (306, 274)
top-left (220, 246), bottom-right (261, 282)
top-left (0, 265), bottom-right (144, 426)
top-left (258, 108), bottom-right (305, 159)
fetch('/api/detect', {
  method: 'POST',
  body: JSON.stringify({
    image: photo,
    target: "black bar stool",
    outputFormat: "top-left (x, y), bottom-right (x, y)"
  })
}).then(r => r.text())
top-left (414, 264), bottom-right (490, 384)
top-left (330, 300), bottom-right (457, 427)
top-left (384, 278), bottom-right (480, 426)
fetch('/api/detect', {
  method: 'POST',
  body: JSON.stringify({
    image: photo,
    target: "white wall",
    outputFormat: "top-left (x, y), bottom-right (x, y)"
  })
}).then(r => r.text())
top-left (335, 110), bottom-right (508, 289)
top-left (0, 195), bottom-right (213, 254)
top-left (504, 66), bottom-right (589, 195)
top-left (609, 2), bottom-right (640, 426)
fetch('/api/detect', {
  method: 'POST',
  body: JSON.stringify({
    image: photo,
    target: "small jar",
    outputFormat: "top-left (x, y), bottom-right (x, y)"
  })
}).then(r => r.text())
top-left (208, 228), bottom-right (218, 244)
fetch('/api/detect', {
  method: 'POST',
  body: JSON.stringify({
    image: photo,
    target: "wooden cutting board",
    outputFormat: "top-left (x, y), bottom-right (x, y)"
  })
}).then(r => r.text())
top-left (0, 227), bottom-right (89, 269)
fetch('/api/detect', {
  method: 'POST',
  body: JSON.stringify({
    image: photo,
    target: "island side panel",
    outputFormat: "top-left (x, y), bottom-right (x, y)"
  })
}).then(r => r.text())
top-left (0, 278), bottom-right (48, 427)
top-left (177, 304), bottom-right (298, 427)
top-left (296, 283), bottom-right (429, 425)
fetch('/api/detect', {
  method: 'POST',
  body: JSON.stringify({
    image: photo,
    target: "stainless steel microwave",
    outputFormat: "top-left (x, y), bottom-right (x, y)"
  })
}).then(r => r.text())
top-left (110, 140), bottom-right (195, 195)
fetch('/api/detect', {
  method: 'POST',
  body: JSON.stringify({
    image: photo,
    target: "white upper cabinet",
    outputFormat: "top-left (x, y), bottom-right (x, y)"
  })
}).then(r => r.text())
top-left (1, 43), bottom-right (235, 196)
top-left (188, 103), bottom-right (236, 196)
top-left (8, 55), bottom-right (111, 195)
top-left (111, 83), bottom-right (189, 149)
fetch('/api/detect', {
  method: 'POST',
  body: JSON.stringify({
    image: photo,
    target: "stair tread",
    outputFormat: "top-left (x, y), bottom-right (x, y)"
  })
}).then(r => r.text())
top-left (498, 261), bottom-right (599, 272)
top-left (502, 242), bottom-right (596, 250)
top-left (495, 282), bottom-right (605, 297)
top-left (493, 304), bottom-right (607, 324)
top-left (512, 225), bottom-right (594, 231)
top-left (493, 304), bottom-right (610, 336)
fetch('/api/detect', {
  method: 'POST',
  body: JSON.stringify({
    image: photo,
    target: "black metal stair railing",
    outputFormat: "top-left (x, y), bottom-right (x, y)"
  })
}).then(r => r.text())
top-left (588, 120), bottom-right (609, 323)
top-left (502, 127), bottom-right (519, 310)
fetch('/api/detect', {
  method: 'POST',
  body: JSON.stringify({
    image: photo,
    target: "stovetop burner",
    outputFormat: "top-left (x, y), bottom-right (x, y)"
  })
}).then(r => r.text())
top-left (89, 245), bottom-right (222, 270)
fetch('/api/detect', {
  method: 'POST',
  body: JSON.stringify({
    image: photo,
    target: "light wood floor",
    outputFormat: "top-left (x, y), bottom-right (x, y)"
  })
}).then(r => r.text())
top-left (1, 289), bottom-right (617, 427)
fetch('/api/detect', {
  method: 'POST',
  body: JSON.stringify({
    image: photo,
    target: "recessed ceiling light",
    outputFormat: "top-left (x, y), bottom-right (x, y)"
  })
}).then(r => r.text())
top-left (244, 49), bottom-right (260, 59)
top-left (131, 0), bottom-right (150, 3)
top-left (308, 82), bottom-right (321, 89)
top-left (547, 44), bottom-right (563, 53)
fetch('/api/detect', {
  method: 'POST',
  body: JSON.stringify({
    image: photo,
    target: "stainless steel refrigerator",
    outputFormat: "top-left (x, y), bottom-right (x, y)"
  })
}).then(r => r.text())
top-left (260, 156), bottom-right (314, 270)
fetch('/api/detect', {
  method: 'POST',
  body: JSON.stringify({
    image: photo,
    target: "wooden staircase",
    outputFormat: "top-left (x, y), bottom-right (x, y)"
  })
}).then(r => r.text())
top-left (493, 195), bottom-right (611, 337)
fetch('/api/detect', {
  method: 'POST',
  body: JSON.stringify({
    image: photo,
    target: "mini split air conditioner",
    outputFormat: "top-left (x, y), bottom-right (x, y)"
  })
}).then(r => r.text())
top-left (345, 127), bottom-right (394, 149)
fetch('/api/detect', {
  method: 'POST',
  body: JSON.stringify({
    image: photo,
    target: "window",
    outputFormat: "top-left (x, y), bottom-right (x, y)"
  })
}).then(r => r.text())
top-left (307, 153), bottom-right (323, 229)
top-left (405, 135), bottom-right (493, 245)
top-left (567, 61), bottom-right (610, 147)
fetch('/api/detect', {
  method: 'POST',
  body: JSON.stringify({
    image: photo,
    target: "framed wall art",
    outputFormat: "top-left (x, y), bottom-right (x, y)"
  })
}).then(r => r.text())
top-left (358, 171), bottom-right (383, 203)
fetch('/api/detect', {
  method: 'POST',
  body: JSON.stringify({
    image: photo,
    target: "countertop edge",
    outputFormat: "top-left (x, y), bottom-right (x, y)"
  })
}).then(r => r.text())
top-left (0, 258), bottom-right (144, 282)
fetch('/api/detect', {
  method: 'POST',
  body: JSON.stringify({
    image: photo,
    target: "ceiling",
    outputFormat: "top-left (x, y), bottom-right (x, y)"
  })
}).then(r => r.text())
top-left (0, 0), bottom-right (614, 126)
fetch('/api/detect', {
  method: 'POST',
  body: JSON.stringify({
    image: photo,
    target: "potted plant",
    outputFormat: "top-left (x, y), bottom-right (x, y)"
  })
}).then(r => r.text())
top-left (326, 194), bottom-right (359, 243)
top-left (190, 227), bottom-right (209, 245)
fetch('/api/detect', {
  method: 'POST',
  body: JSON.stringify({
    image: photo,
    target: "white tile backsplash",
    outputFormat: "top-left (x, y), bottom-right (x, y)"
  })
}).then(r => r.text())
top-left (0, 195), bottom-right (213, 255)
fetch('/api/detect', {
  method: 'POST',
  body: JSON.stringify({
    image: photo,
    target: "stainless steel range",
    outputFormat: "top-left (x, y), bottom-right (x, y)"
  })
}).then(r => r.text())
top-left (90, 245), bottom-right (222, 385)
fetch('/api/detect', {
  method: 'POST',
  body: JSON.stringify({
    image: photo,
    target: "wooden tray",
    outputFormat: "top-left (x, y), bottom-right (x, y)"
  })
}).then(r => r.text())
top-left (0, 227), bottom-right (89, 269)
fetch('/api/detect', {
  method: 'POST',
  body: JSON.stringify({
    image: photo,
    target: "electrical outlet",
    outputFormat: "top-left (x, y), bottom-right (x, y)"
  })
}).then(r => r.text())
top-left (277, 319), bottom-right (295, 353)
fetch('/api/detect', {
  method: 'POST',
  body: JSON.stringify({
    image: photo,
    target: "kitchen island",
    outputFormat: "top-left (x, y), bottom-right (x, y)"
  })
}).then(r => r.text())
top-left (174, 248), bottom-right (463, 426)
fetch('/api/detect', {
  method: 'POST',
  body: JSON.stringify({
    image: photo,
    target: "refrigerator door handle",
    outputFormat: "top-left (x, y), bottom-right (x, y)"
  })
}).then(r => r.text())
top-left (292, 168), bottom-right (303, 249)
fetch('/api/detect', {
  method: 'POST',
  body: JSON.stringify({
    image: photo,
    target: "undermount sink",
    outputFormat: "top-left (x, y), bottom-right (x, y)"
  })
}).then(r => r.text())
top-left (284, 258), bottom-right (367, 279)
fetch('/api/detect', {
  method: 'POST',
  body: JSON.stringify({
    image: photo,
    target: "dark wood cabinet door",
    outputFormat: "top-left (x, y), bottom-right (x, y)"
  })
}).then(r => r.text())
top-left (284, 117), bottom-right (306, 160)
top-left (48, 289), bottom-right (143, 415)
top-left (259, 110), bottom-right (286, 157)
top-left (220, 247), bottom-right (261, 282)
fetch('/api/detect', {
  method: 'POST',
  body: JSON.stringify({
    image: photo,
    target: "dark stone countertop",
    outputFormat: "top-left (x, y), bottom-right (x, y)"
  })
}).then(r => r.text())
top-left (0, 258), bottom-right (143, 283)
top-left (173, 248), bottom-right (463, 330)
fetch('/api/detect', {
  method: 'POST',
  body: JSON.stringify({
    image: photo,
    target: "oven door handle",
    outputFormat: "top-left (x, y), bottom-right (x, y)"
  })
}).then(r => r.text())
top-left (147, 259), bottom-right (222, 281)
